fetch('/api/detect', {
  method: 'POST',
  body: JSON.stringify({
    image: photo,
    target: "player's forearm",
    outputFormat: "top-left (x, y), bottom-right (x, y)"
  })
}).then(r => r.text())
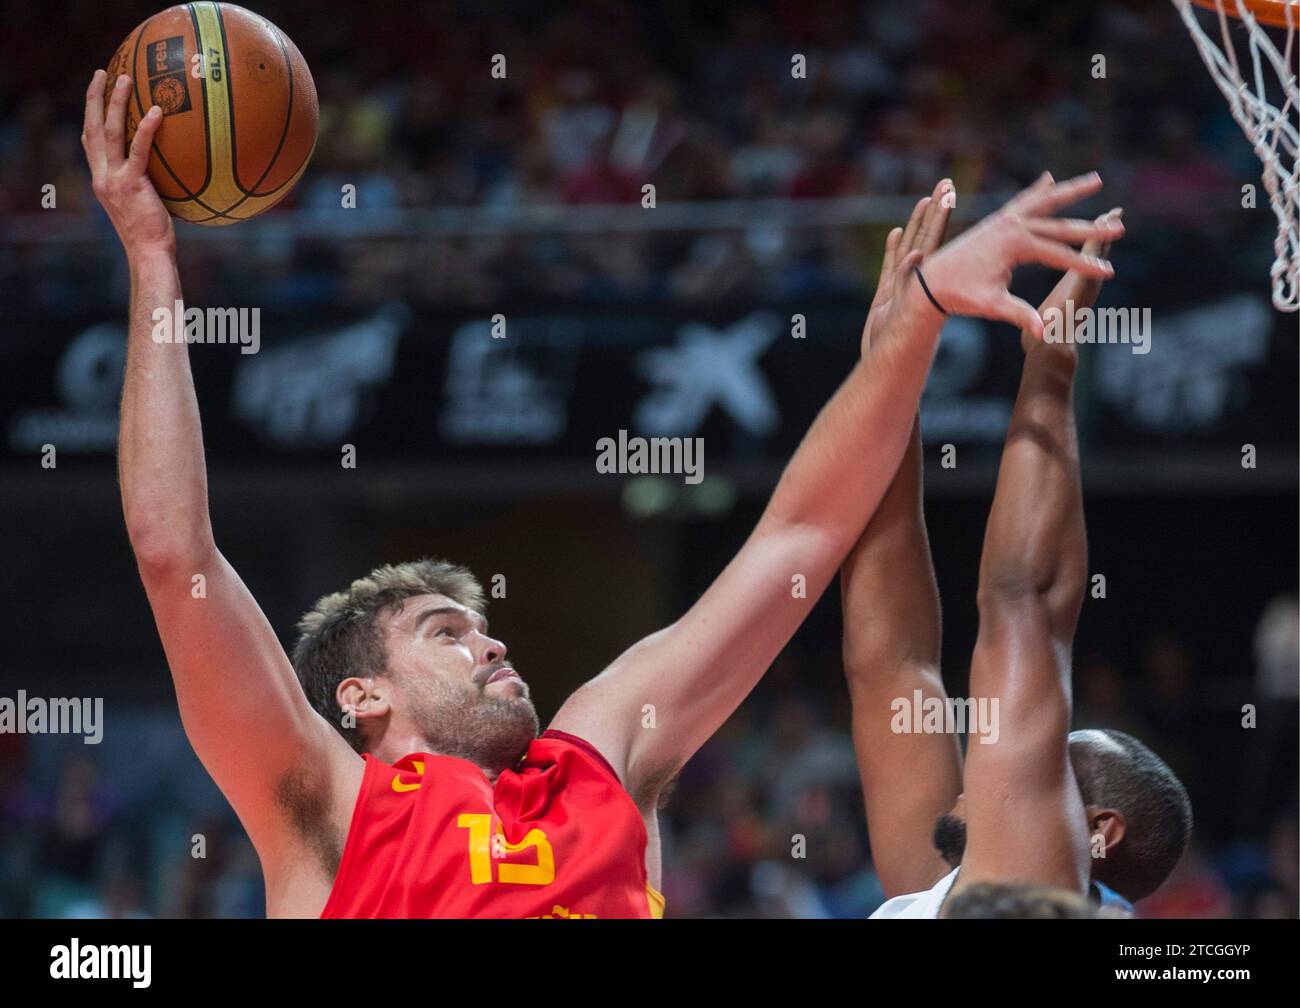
top-left (573, 294), bottom-right (945, 798)
top-left (840, 416), bottom-right (941, 678)
top-left (960, 340), bottom-right (1092, 896)
top-left (969, 344), bottom-right (1083, 754)
top-left (118, 247), bottom-right (215, 568)
top-left (840, 416), bottom-right (959, 898)
top-left (977, 344), bottom-right (1083, 612)
top-left (759, 282), bottom-right (943, 568)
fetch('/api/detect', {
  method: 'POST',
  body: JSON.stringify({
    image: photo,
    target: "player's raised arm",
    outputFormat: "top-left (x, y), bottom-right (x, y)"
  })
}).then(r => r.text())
top-left (551, 174), bottom-right (1123, 812)
top-left (952, 212), bottom-right (1122, 896)
top-left (85, 70), bottom-right (357, 861)
top-left (841, 184), bottom-right (962, 899)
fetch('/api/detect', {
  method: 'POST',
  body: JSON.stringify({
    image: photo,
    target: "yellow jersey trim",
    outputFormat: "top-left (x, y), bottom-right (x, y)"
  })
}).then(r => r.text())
top-left (647, 883), bottom-right (665, 919)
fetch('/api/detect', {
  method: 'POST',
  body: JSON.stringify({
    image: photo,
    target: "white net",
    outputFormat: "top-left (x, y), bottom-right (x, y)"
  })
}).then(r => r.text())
top-left (1172, 0), bottom-right (1299, 312)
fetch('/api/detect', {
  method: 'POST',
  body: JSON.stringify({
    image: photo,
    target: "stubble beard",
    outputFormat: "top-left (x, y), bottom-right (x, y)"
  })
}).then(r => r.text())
top-left (933, 813), bottom-right (968, 869)
top-left (412, 674), bottom-right (540, 773)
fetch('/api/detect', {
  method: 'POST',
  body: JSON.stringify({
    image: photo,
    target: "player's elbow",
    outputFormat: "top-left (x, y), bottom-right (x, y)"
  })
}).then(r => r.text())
top-left (128, 524), bottom-right (216, 576)
top-left (842, 598), bottom-right (941, 688)
top-left (844, 651), bottom-right (945, 718)
top-left (841, 635), bottom-right (902, 691)
top-left (978, 566), bottom-right (1083, 642)
top-left (841, 634), bottom-right (870, 687)
top-left (760, 517), bottom-right (850, 583)
top-left (975, 565), bottom-right (1043, 613)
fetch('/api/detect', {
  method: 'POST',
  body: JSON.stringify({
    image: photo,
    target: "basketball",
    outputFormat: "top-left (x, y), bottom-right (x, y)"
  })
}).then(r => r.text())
top-left (104, 2), bottom-right (318, 225)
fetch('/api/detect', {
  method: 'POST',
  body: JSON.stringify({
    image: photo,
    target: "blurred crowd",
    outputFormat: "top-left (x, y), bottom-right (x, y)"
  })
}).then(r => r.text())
top-left (0, 0), bottom-right (1271, 313)
top-left (2, 595), bottom-right (1294, 919)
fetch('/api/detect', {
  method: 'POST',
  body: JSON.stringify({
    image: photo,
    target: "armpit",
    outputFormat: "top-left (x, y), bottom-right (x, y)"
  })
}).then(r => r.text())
top-left (276, 763), bottom-right (343, 876)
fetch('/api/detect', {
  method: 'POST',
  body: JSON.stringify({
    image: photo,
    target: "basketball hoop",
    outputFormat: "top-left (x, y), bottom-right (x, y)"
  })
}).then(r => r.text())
top-left (1173, 0), bottom-right (1299, 311)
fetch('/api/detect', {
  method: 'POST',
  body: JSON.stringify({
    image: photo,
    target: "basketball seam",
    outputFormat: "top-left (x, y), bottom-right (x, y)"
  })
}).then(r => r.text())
top-left (213, 2), bottom-right (253, 199)
top-left (220, 15), bottom-right (297, 203)
top-left (187, 1), bottom-right (217, 199)
top-left (197, 160), bottom-right (308, 222)
top-left (189, 16), bottom-right (306, 223)
top-left (247, 22), bottom-right (297, 197)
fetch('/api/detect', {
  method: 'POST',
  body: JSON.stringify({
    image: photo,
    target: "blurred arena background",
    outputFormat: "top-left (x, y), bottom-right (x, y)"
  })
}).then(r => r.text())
top-left (0, 0), bottom-right (1296, 918)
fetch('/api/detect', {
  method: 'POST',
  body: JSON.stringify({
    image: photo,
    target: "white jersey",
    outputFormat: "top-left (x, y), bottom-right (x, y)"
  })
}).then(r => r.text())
top-left (869, 868), bottom-right (958, 919)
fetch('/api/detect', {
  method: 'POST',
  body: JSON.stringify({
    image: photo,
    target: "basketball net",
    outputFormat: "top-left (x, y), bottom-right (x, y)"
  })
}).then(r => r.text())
top-left (1173, 0), bottom-right (1299, 311)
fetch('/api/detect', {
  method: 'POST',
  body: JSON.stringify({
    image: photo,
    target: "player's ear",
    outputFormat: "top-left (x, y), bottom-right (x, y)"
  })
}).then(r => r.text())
top-left (338, 676), bottom-right (391, 725)
top-left (1088, 806), bottom-right (1126, 857)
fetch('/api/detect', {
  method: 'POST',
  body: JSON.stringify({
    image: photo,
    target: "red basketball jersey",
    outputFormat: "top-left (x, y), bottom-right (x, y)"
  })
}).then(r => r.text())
top-left (320, 729), bottom-right (664, 918)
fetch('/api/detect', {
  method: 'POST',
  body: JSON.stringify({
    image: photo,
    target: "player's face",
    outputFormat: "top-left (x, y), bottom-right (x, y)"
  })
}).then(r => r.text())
top-left (381, 594), bottom-right (539, 767)
top-left (933, 790), bottom-right (1107, 873)
top-left (386, 593), bottom-right (523, 691)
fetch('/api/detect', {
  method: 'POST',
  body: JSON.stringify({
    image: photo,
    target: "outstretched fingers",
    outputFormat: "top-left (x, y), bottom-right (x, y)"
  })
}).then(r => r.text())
top-left (103, 74), bottom-right (133, 168)
top-left (873, 226), bottom-right (904, 304)
top-left (914, 178), bottom-right (954, 257)
top-left (1027, 215), bottom-right (1123, 246)
top-left (898, 196), bottom-right (931, 258)
top-left (1068, 208), bottom-right (1124, 307)
top-left (1092, 207), bottom-right (1123, 262)
top-left (1002, 170), bottom-right (1055, 214)
top-left (127, 106), bottom-right (163, 174)
top-left (82, 70), bottom-right (107, 169)
top-left (1021, 233), bottom-right (1114, 278)
top-left (1018, 171), bottom-right (1104, 218)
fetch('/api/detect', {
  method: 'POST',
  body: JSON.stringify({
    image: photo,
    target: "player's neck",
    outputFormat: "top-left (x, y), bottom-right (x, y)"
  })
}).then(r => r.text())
top-left (371, 733), bottom-right (513, 782)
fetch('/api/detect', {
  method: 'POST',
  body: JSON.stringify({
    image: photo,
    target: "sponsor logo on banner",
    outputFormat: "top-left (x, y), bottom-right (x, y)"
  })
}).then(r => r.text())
top-left (634, 311), bottom-right (781, 436)
top-left (8, 322), bottom-right (126, 452)
top-left (232, 302), bottom-right (408, 446)
top-left (439, 318), bottom-right (581, 444)
top-left (1094, 295), bottom-right (1271, 433)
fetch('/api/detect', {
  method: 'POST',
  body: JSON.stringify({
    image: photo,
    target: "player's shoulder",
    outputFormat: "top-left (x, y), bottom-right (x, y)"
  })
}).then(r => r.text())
top-left (527, 728), bottom-right (624, 782)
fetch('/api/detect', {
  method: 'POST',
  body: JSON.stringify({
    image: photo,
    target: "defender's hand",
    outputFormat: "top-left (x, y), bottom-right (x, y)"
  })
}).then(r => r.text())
top-left (918, 172), bottom-right (1123, 339)
top-left (1024, 207), bottom-right (1123, 354)
top-left (82, 70), bottom-right (175, 257)
top-left (861, 178), bottom-right (954, 356)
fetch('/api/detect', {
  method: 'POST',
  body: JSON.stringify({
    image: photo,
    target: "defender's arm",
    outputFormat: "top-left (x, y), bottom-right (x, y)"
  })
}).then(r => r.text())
top-left (842, 187), bottom-right (962, 899)
top-left (953, 214), bottom-right (1121, 895)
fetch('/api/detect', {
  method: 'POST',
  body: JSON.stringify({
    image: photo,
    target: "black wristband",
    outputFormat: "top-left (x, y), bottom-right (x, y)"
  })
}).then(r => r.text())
top-left (913, 265), bottom-right (949, 316)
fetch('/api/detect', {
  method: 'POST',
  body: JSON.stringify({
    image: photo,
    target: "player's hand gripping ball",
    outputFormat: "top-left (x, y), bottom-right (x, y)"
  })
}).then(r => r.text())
top-left (105, 2), bottom-right (318, 225)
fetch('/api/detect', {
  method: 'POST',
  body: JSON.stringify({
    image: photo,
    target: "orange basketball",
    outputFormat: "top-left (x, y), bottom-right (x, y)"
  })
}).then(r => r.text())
top-left (105, 2), bottom-right (318, 225)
